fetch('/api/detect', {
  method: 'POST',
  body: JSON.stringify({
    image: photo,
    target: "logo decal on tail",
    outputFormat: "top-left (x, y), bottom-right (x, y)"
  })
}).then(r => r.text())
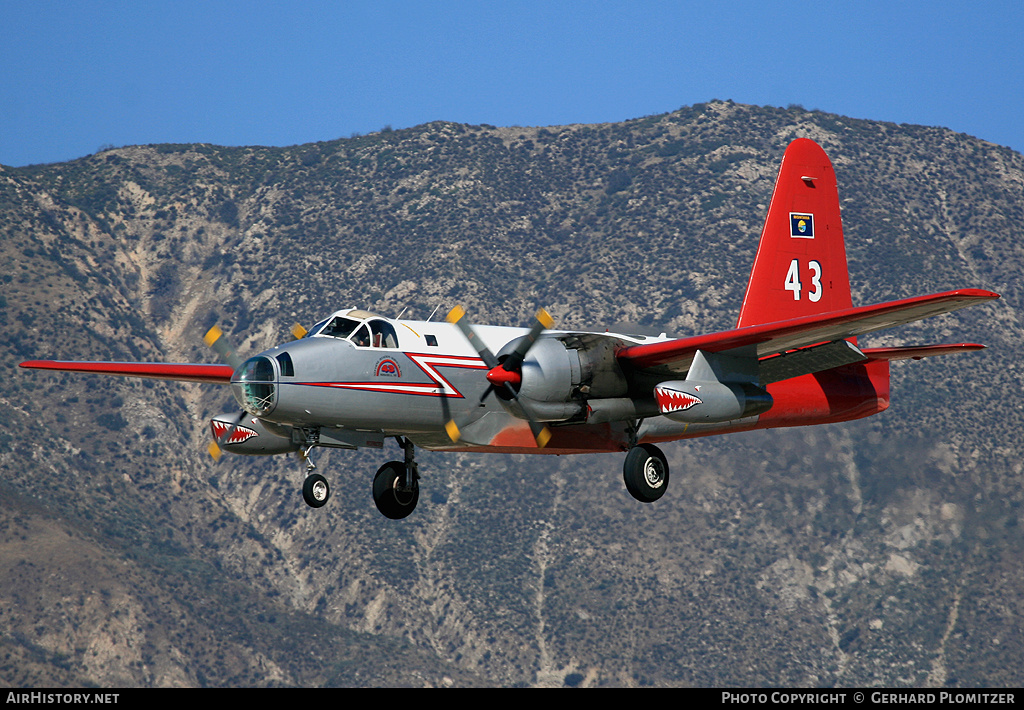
top-left (790, 212), bottom-right (814, 238)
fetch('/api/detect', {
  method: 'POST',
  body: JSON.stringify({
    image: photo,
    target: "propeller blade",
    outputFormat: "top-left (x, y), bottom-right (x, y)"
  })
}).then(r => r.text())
top-left (291, 323), bottom-right (308, 339)
top-left (445, 409), bottom-right (550, 447)
top-left (500, 381), bottom-right (552, 449)
top-left (208, 440), bottom-right (223, 461)
top-left (444, 419), bottom-right (462, 443)
top-left (446, 306), bottom-right (499, 369)
top-left (203, 325), bottom-right (243, 370)
top-left (530, 420), bottom-right (552, 449)
top-left (208, 410), bottom-right (249, 461)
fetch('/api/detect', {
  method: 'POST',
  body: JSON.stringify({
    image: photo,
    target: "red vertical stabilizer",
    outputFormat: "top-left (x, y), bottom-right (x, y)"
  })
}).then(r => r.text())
top-left (736, 138), bottom-right (853, 330)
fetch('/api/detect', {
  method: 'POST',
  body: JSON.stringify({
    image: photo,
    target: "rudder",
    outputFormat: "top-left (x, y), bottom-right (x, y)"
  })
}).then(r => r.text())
top-left (736, 138), bottom-right (853, 328)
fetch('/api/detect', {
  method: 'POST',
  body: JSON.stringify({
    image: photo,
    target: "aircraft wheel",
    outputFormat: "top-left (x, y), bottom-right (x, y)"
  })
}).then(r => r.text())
top-left (302, 472), bottom-right (331, 508)
top-left (373, 461), bottom-right (419, 519)
top-left (623, 444), bottom-right (669, 502)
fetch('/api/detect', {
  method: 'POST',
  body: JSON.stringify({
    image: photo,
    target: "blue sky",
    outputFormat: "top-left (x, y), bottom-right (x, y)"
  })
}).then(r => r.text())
top-left (3, 1), bottom-right (1023, 167)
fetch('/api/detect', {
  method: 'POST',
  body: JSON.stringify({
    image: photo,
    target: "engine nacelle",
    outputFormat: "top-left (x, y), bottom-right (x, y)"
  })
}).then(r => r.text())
top-left (654, 380), bottom-right (772, 423)
top-left (209, 414), bottom-right (299, 456)
top-left (517, 338), bottom-right (579, 402)
top-left (494, 335), bottom-right (631, 422)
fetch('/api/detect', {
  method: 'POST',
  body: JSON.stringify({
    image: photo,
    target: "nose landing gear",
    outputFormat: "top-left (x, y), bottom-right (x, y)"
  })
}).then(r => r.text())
top-left (302, 472), bottom-right (330, 508)
top-left (300, 441), bottom-right (331, 508)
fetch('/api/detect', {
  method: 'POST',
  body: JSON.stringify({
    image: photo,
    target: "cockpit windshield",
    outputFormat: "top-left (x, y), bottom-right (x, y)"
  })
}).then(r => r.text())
top-left (303, 318), bottom-right (329, 338)
top-left (317, 316), bottom-right (360, 339)
top-left (309, 313), bottom-right (399, 349)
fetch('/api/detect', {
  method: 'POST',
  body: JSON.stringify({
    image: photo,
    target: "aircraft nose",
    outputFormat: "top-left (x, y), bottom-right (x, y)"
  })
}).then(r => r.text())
top-left (231, 355), bottom-right (278, 416)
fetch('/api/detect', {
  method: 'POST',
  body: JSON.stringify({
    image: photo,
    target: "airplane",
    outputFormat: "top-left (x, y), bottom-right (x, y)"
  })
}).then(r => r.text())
top-left (19, 138), bottom-right (999, 520)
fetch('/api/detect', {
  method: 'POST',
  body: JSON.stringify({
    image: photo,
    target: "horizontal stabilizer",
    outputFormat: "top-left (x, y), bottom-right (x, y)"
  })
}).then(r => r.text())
top-left (19, 360), bottom-right (234, 384)
top-left (862, 343), bottom-right (986, 361)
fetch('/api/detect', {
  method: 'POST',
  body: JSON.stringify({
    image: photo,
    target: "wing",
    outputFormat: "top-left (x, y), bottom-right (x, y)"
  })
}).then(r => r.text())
top-left (19, 360), bottom-right (234, 384)
top-left (616, 288), bottom-right (998, 376)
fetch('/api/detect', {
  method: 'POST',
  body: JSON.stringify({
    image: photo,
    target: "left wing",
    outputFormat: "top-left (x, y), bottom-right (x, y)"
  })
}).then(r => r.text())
top-left (18, 360), bottom-right (234, 384)
top-left (617, 288), bottom-right (998, 376)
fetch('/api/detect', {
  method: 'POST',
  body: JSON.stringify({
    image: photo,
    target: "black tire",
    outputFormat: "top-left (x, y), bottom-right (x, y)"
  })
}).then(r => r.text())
top-left (623, 444), bottom-right (669, 502)
top-left (373, 461), bottom-right (419, 519)
top-left (302, 472), bottom-right (330, 508)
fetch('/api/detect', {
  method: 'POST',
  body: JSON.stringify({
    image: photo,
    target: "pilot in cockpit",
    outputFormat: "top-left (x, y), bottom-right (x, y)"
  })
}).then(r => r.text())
top-left (351, 325), bottom-right (371, 347)
top-left (311, 312), bottom-right (398, 349)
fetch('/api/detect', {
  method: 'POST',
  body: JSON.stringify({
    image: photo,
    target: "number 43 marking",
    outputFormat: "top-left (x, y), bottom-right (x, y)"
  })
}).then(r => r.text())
top-left (784, 259), bottom-right (823, 302)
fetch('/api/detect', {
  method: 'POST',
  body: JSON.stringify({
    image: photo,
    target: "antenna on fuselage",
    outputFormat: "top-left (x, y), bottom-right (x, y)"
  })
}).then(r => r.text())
top-left (395, 306), bottom-right (408, 320)
top-left (426, 303), bottom-right (443, 322)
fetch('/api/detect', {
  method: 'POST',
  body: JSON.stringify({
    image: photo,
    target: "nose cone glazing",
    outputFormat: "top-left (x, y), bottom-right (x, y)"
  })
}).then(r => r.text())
top-left (231, 356), bottom-right (277, 416)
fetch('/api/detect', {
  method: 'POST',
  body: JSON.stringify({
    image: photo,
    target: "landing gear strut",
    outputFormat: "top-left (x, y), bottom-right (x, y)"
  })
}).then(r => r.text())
top-left (623, 443), bottom-right (669, 502)
top-left (372, 436), bottom-right (420, 519)
top-left (299, 431), bottom-right (331, 508)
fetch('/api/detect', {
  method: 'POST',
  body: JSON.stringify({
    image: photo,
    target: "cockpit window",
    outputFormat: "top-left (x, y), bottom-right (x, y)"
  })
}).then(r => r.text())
top-left (351, 324), bottom-right (371, 347)
top-left (319, 316), bottom-right (360, 339)
top-left (276, 351), bottom-right (294, 377)
top-left (313, 313), bottom-right (401, 349)
top-left (368, 319), bottom-right (399, 348)
top-left (348, 320), bottom-right (399, 349)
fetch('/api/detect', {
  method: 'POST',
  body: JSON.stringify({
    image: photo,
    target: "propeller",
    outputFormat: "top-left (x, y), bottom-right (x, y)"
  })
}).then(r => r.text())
top-left (204, 321), bottom-right (308, 460)
top-left (203, 325), bottom-right (243, 370)
top-left (204, 323), bottom-right (246, 459)
top-left (445, 306), bottom-right (554, 448)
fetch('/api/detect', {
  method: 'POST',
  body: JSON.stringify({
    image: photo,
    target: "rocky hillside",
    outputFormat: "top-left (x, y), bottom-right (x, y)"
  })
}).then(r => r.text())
top-left (1, 101), bottom-right (1021, 687)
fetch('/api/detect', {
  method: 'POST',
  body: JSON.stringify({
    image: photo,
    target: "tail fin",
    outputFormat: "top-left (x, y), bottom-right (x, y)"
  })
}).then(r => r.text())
top-left (736, 138), bottom-right (853, 329)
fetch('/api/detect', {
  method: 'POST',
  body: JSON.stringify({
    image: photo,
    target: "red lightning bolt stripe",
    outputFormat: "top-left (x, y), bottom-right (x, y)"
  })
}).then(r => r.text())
top-left (299, 353), bottom-right (487, 398)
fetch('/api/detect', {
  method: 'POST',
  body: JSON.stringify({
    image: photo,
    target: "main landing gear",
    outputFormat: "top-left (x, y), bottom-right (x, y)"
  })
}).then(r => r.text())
top-left (299, 433), bottom-right (664, 513)
top-left (622, 443), bottom-right (670, 502)
top-left (299, 435), bottom-right (420, 519)
top-left (372, 436), bottom-right (420, 519)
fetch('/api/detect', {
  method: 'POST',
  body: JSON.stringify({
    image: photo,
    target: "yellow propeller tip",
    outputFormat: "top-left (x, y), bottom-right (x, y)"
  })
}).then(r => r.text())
top-left (445, 305), bottom-right (466, 324)
top-left (536, 309), bottom-right (554, 329)
top-left (536, 427), bottom-right (552, 448)
top-left (208, 441), bottom-right (223, 461)
top-left (445, 420), bottom-right (461, 442)
top-left (203, 325), bottom-right (223, 347)
top-left (291, 323), bottom-right (308, 339)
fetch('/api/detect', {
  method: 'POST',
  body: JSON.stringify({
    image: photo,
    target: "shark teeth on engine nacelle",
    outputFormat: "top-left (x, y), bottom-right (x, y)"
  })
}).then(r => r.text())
top-left (654, 381), bottom-right (772, 423)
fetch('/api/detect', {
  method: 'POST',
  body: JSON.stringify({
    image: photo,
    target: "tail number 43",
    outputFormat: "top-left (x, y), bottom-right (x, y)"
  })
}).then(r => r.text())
top-left (784, 259), bottom-right (823, 302)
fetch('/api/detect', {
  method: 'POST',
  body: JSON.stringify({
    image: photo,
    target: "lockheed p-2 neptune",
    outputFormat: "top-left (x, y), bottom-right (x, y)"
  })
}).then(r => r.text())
top-left (20, 139), bottom-right (999, 519)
